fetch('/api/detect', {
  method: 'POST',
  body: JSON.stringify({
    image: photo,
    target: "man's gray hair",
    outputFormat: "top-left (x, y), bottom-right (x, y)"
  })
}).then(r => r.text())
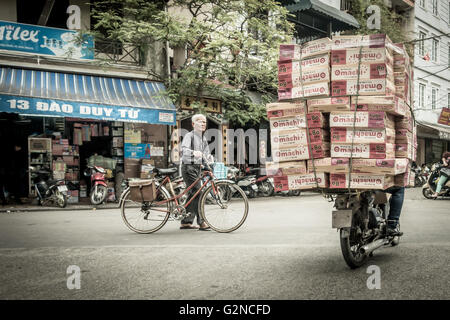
top-left (192, 114), bottom-right (207, 123)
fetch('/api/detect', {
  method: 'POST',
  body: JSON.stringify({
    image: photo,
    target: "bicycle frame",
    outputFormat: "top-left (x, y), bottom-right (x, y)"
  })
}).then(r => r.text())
top-left (146, 170), bottom-right (219, 213)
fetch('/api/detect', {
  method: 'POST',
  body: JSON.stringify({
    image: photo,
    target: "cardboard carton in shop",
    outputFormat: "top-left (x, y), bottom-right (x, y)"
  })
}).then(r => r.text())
top-left (352, 158), bottom-right (410, 175)
top-left (271, 128), bottom-right (329, 149)
top-left (277, 54), bottom-right (330, 74)
top-left (350, 95), bottom-right (406, 116)
top-left (278, 67), bottom-right (330, 89)
top-left (331, 78), bottom-right (395, 96)
top-left (331, 143), bottom-right (395, 159)
top-left (330, 127), bottom-right (395, 144)
top-left (270, 112), bottom-right (328, 131)
top-left (307, 157), bottom-right (350, 173)
top-left (329, 173), bottom-right (394, 190)
top-left (331, 34), bottom-right (393, 50)
top-left (272, 143), bottom-right (330, 162)
top-left (266, 101), bottom-right (307, 119)
top-left (307, 96), bottom-right (351, 112)
top-left (278, 81), bottom-right (330, 100)
top-left (330, 47), bottom-right (393, 65)
top-left (273, 172), bottom-right (328, 191)
top-left (265, 161), bottom-right (308, 176)
top-left (330, 111), bottom-right (395, 128)
top-left (331, 63), bottom-right (394, 81)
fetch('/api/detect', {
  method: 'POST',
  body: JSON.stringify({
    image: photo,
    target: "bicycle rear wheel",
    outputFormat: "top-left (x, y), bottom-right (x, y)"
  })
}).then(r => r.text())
top-left (199, 181), bottom-right (248, 233)
top-left (121, 186), bottom-right (171, 234)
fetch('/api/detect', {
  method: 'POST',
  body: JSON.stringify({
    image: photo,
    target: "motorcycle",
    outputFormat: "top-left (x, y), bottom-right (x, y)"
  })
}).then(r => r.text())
top-left (30, 167), bottom-right (68, 208)
top-left (422, 163), bottom-right (450, 199)
top-left (330, 190), bottom-right (400, 269)
top-left (227, 166), bottom-right (258, 198)
top-left (84, 165), bottom-right (108, 205)
top-left (411, 163), bottom-right (424, 187)
top-left (246, 167), bottom-right (274, 197)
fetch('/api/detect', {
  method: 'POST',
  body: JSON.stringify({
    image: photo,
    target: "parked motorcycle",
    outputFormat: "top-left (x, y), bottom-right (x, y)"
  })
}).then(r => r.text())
top-left (30, 167), bottom-right (68, 208)
top-left (411, 163), bottom-right (424, 187)
top-left (330, 190), bottom-right (400, 269)
top-left (422, 163), bottom-right (450, 199)
top-left (246, 167), bottom-right (274, 197)
top-left (84, 165), bottom-right (108, 205)
top-left (227, 166), bottom-right (258, 198)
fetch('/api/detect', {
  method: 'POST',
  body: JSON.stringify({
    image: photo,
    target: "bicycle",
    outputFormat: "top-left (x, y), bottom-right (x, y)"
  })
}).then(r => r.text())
top-left (119, 164), bottom-right (249, 234)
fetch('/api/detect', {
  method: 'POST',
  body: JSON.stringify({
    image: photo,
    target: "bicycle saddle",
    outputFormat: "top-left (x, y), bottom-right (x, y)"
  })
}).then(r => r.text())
top-left (155, 167), bottom-right (178, 176)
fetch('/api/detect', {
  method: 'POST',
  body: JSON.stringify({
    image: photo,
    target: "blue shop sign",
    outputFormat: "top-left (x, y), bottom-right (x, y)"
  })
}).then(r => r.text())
top-left (0, 95), bottom-right (176, 125)
top-left (124, 143), bottom-right (152, 159)
top-left (0, 20), bottom-right (94, 60)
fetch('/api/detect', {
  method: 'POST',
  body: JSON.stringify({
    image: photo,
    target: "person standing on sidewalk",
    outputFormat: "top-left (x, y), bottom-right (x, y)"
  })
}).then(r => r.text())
top-left (180, 114), bottom-right (213, 231)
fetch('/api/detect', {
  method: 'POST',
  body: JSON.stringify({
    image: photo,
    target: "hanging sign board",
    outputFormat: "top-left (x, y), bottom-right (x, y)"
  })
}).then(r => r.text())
top-left (0, 20), bottom-right (94, 60)
top-left (437, 107), bottom-right (450, 126)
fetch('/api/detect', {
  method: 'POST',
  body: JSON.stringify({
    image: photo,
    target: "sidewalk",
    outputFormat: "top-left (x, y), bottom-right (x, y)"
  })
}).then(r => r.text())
top-left (0, 200), bottom-right (119, 213)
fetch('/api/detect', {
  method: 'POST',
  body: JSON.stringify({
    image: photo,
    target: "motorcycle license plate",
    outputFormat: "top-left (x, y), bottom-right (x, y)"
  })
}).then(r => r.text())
top-left (251, 184), bottom-right (258, 191)
top-left (57, 186), bottom-right (68, 192)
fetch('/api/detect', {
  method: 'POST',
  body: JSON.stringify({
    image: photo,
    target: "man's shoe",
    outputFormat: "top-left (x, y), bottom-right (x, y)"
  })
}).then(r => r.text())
top-left (387, 225), bottom-right (403, 237)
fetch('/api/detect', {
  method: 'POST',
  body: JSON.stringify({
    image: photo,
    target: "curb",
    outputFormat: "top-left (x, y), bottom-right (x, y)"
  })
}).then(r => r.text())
top-left (0, 204), bottom-right (120, 213)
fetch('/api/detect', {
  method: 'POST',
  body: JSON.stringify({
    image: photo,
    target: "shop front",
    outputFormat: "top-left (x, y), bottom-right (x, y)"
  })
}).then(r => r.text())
top-left (416, 122), bottom-right (450, 165)
top-left (0, 66), bottom-right (176, 204)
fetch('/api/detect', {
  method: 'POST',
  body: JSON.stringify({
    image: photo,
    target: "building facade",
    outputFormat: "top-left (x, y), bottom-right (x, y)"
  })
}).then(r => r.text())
top-left (0, 0), bottom-right (176, 203)
top-left (413, 0), bottom-right (450, 165)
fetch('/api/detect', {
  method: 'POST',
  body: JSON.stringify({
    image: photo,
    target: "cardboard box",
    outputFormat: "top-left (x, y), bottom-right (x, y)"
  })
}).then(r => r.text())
top-left (395, 143), bottom-right (415, 159)
top-left (278, 67), bottom-right (330, 88)
top-left (330, 111), bottom-right (395, 128)
top-left (331, 63), bottom-right (393, 81)
top-left (331, 143), bottom-right (395, 159)
top-left (270, 112), bottom-right (328, 131)
top-left (271, 128), bottom-right (329, 149)
top-left (301, 38), bottom-right (332, 58)
top-left (272, 143), bottom-right (330, 162)
top-left (331, 47), bottom-right (393, 65)
top-left (307, 157), bottom-right (350, 173)
top-left (330, 127), bottom-right (395, 144)
top-left (394, 170), bottom-right (415, 187)
top-left (278, 81), bottom-right (330, 99)
top-left (273, 172), bottom-right (328, 191)
top-left (352, 158), bottom-right (410, 175)
top-left (329, 173), bottom-right (394, 190)
top-left (395, 129), bottom-right (413, 143)
top-left (278, 54), bottom-right (330, 74)
top-left (265, 161), bottom-right (307, 176)
top-left (331, 79), bottom-right (395, 96)
top-left (331, 34), bottom-right (392, 50)
top-left (395, 115), bottom-right (414, 132)
top-left (266, 101), bottom-right (307, 119)
top-left (307, 96), bottom-right (351, 112)
top-left (350, 96), bottom-right (406, 116)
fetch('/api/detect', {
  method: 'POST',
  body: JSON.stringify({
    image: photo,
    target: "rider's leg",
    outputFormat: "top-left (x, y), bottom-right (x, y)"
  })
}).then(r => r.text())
top-left (433, 175), bottom-right (448, 196)
top-left (385, 186), bottom-right (405, 229)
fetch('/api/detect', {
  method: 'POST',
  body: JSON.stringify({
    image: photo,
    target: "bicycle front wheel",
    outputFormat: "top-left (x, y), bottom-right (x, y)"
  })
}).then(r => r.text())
top-left (199, 181), bottom-right (248, 233)
top-left (121, 186), bottom-right (171, 234)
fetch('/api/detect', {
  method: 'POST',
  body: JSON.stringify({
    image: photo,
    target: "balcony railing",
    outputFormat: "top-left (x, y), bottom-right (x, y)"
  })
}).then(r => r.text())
top-left (94, 40), bottom-right (143, 66)
top-left (340, 0), bottom-right (351, 12)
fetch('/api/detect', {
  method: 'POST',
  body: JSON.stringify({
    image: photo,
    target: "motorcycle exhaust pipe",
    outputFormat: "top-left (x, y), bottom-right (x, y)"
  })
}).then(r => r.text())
top-left (359, 239), bottom-right (387, 255)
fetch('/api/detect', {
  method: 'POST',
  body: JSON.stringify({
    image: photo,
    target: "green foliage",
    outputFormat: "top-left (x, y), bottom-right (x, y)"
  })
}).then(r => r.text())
top-left (90, 0), bottom-right (294, 126)
top-left (344, 0), bottom-right (413, 54)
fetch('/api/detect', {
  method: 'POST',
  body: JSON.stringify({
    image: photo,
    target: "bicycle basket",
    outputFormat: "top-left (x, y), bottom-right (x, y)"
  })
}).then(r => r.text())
top-left (128, 179), bottom-right (157, 202)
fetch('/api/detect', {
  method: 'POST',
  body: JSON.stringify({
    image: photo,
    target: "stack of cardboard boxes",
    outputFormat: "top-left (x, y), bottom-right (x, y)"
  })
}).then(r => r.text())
top-left (267, 34), bottom-right (416, 191)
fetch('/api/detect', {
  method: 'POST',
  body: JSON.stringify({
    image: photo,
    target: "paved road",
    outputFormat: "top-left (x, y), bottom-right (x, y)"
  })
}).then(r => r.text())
top-left (0, 188), bottom-right (449, 300)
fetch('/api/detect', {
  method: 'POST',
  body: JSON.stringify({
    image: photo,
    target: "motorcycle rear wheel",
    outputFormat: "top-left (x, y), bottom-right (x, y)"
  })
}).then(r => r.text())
top-left (340, 228), bottom-right (369, 269)
top-left (258, 180), bottom-right (274, 197)
top-left (53, 190), bottom-right (67, 208)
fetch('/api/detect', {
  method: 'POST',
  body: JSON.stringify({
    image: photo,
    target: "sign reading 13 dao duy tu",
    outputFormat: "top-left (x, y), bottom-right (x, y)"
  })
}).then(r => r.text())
top-left (0, 20), bottom-right (93, 60)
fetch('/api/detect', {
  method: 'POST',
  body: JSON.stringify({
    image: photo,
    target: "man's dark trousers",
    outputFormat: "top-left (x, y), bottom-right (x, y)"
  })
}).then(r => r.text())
top-left (181, 164), bottom-right (204, 225)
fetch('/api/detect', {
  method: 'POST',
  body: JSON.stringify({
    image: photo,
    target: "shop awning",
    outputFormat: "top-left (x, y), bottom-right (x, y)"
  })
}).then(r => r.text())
top-left (283, 0), bottom-right (359, 38)
top-left (417, 121), bottom-right (450, 141)
top-left (0, 67), bottom-right (176, 125)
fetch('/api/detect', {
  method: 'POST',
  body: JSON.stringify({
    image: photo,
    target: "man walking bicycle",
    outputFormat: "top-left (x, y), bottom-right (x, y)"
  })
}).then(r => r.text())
top-left (180, 114), bottom-right (213, 231)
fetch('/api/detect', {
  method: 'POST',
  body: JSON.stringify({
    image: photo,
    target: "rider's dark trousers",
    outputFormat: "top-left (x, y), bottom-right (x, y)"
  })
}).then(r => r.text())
top-left (181, 164), bottom-right (204, 225)
top-left (384, 186), bottom-right (405, 228)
